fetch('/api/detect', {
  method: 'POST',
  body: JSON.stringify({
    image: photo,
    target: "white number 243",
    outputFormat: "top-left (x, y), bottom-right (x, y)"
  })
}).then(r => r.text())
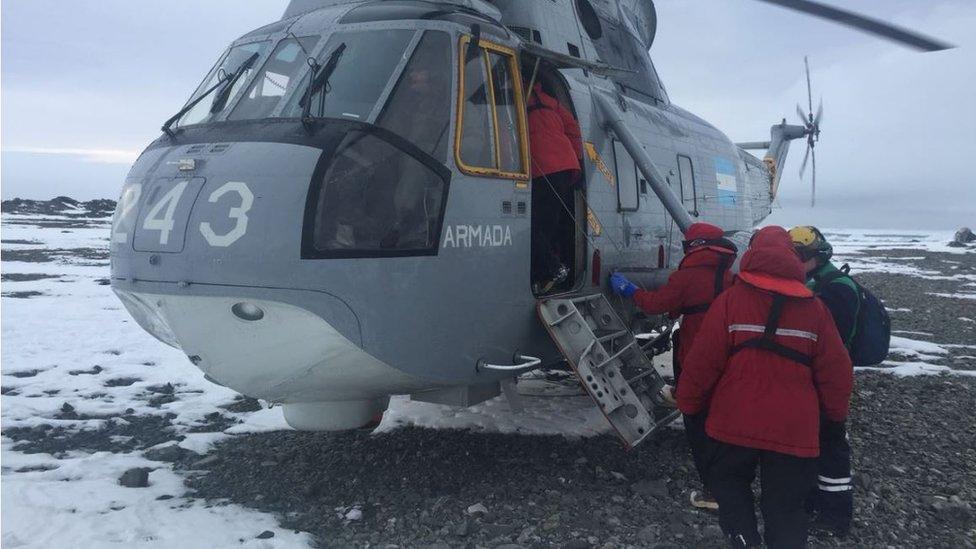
top-left (138, 180), bottom-right (253, 247)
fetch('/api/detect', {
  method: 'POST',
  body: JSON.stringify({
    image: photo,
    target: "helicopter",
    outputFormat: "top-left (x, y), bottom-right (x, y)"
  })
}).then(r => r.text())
top-left (109, 0), bottom-right (950, 441)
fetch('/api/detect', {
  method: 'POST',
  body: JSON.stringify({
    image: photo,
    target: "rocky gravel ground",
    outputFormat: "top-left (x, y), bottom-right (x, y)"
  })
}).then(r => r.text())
top-left (175, 371), bottom-right (976, 549)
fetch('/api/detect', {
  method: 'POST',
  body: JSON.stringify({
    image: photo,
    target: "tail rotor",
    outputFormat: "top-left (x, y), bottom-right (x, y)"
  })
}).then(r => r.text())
top-left (797, 56), bottom-right (822, 207)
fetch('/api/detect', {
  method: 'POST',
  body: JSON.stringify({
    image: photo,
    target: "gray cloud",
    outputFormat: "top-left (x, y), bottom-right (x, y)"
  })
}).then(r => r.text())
top-left (2, 0), bottom-right (974, 229)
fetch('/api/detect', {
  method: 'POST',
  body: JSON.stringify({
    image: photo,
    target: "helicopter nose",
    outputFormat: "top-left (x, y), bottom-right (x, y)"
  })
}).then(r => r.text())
top-left (113, 288), bottom-right (424, 430)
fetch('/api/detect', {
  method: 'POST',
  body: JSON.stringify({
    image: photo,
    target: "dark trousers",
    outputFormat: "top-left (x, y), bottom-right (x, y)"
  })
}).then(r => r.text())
top-left (674, 329), bottom-right (711, 490)
top-left (531, 170), bottom-right (576, 283)
top-left (811, 420), bottom-right (853, 533)
top-left (707, 440), bottom-right (817, 549)
top-left (683, 413), bottom-right (711, 491)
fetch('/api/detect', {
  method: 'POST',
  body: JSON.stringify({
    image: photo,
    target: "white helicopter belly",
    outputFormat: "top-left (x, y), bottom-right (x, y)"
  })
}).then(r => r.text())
top-left (114, 290), bottom-right (430, 429)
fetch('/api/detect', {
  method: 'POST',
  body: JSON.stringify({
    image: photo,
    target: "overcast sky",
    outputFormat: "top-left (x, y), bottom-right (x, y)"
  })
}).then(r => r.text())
top-left (2, 0), bottom-right (974, 229)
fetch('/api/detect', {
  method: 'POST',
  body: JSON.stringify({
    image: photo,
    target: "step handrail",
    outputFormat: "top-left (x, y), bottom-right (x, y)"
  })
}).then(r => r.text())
top-left (477, 354), bottom-right (542, 372)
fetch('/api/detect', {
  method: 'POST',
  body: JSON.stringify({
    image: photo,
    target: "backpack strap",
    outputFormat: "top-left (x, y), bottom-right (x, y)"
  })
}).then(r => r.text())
top-left (678, 255), bottom-right (733, 316)
top-left (729, 295), bottom-right (814, 367)
top-left (813, 264), bottom-right (853, 294)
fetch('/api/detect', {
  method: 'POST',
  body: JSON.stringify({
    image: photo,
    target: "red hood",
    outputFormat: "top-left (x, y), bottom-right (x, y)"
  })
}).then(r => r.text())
top-left (739, 226), bottom-right (812, 298)
top-left (679, 246), bottom-right (734, 270)
top-left (684, 222), bottom-right (724, 241)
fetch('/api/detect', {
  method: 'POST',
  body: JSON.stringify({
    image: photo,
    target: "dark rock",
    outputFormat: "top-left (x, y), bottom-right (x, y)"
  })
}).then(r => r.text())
top-left (145, 444), bottom-right (190, 462)
top-left (192, 455), bottom-right (220, 468)
top-left (219, 396), bottom-right (262, 413)
top-left (631, 479), bottom-right (669, 500)
top-left (256, 530), bottom-right (275, 539)
top-left (953, 227), bottom-right (975, 245)
top-left (104, 377), bottom-right (140, 387)
top-left (68, 365), bottom-right (102, 376)
top-left (637, 526), bottom-right (656, 544)
top-left (563, 540), bottom-right (591, 549)
top-left (118, 468), bottom-right (150, 488)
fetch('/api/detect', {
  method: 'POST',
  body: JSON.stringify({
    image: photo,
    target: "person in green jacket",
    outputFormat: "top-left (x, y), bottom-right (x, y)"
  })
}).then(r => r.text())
top-left (790, 226), bottom-right (858, 537)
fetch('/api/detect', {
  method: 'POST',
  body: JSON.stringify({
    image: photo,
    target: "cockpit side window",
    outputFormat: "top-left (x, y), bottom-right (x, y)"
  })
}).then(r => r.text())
top-left (305, 131), bottom-right (449, 257)
top-left (230, 36), bottom-right (320, 121)
top-left (376, 31), bottom-right (452, 163)
top-left (177, 41), bottom-right (270, 127)
top-left (455, 36), bottom-right (529, 180)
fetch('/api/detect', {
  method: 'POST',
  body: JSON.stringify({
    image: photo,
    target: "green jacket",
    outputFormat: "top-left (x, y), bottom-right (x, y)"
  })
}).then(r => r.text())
top-left (807, 261), bottom-right (859, 346)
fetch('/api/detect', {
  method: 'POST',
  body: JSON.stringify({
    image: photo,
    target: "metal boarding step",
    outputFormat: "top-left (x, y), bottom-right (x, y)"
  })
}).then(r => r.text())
top-left (537, 294), bottom-right (680, 449)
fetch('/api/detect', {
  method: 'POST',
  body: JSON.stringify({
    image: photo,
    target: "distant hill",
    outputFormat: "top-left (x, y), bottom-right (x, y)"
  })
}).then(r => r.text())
top-left (1, 197), bottom-right (116, 218)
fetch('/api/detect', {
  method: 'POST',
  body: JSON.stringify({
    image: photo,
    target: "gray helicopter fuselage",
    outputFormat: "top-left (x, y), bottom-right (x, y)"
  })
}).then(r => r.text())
top-left (110, 0), bottom-right (772, 430)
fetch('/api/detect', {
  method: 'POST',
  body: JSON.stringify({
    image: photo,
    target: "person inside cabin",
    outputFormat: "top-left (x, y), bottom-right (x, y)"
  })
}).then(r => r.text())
top-left (524, 66), bottom-right (583, 293)
top-left (609, 222), bottom-right (737, 511)
top-left (676, 226), bottom-right (853, 549)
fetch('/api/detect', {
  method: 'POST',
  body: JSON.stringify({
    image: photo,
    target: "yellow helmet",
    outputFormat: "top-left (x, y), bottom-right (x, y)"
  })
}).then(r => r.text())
top-left (789, 226), bottom-right (832, 262)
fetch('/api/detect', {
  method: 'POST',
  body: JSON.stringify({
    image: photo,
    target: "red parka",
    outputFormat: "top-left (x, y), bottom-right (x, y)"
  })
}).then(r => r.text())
top-left (676, 226), bottom-right (853, 458)
top-left (631, 224), bottom-right (735, 367)
top-left (527, 83), bottom-right (582, 179)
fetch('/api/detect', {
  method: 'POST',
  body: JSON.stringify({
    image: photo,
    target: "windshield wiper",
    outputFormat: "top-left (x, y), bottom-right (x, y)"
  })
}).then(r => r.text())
top-left (300, 43), bottom-right (346, 131)
top-left (160, 52), bottom-right (260, 138)
top-left (209, 52), bottom-right (261, 115)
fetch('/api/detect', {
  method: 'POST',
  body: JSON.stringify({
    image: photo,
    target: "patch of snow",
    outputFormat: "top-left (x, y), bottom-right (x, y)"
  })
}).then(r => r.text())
top-left (888, 336), bottom-right (949, 362)
top-left (927, 292), bottom-right (976, 300)
top-left (377, 394), bottom-right (610, 438)
top-left (858, 361), bottom-right (976, 378)
top-left (0, 441), bottom-right (311, 548)
top-left (224, 406), bottom-right (293, 434)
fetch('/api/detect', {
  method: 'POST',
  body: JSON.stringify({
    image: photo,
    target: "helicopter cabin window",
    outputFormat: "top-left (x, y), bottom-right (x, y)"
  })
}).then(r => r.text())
top-left (455, 36), bottom-right (529, 179)
top-left (677, 154), bottom-right (697, 214)
top-left (177, 41), bottom-right (270, 127)
top-left (376, 31), bottom-right (453, 163)
top-left (230, 36), bottom-right (320, 121)
top-left (613, 141), bottom-right (639, 211)
top-left (282, 30), bottom-right (415, 122)
top-left (306, 131), bottom-right (449, 257)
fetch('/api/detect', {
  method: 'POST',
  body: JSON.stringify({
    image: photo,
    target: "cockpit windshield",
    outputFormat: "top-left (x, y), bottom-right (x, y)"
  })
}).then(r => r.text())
top-left (177, 41), bottom-right (270, 127)
top-left (282, 30), bottom-right (415, 122)
top-left (230, 36), bottom-right (320, 121)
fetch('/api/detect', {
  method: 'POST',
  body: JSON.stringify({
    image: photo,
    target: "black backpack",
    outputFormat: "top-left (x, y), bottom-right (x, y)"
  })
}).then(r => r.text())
top-left (814, 264), bottom-right (891, 366)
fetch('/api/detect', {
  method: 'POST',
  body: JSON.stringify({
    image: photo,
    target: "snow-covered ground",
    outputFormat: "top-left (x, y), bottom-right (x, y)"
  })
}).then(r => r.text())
top-left (2, 216), bottom-right (973, 547)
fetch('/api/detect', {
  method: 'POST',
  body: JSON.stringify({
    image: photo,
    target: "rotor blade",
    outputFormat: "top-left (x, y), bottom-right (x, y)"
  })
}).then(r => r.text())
top-left (814, 98), bottom-right (824, 127)
top-left (810, 147), bottom-right (817, 207)
top-left (754, 0), bottom-right (954, 51)
top-left (797, 103), bottom-right (808, 125)
top-left (805, 56), bottom-right (813, 114)
top-left (799, 143), bottom-right (811, 179)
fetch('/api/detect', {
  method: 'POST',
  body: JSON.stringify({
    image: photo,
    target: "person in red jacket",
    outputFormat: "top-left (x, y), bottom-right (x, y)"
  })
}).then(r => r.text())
top-left (526, 79), bottom-right (583, 292)
top-left (677, 226), bottom-right (853, 549)
top-left (610, 222), bottom-right (736, 510)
